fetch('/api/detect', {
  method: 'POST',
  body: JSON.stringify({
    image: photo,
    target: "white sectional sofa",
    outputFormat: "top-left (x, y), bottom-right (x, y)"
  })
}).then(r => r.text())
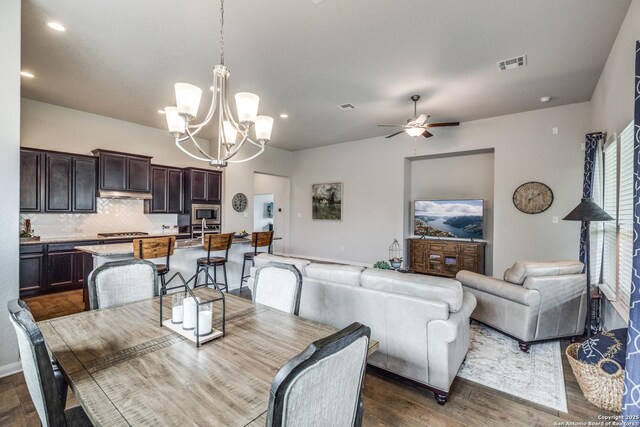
top-left (247, 254), bottom-right (477, 404)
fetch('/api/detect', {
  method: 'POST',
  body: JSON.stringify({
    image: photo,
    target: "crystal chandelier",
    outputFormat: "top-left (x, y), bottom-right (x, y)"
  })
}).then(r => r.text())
top-left (163, 0), bottom-right (274, 168)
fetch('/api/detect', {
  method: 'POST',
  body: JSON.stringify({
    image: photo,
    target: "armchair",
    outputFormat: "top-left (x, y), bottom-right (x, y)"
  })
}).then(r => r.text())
top-left (456, 260), bottom-right (587, 352)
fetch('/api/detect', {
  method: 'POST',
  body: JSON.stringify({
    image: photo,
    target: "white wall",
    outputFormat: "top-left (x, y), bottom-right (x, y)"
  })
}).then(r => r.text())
top-left (0, 0), bottom-right (21, 376)
top-left (591, 0), bottom-right (640, 136)
top-left (589, 0), bottom-right (639, 329)
top-left (410, 151), bottom-right (495, 274)
top-left (290, 102), bottom-right (590, 275)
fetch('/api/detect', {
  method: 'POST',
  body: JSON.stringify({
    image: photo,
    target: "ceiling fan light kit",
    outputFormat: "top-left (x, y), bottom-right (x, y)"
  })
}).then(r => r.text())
top-left (378, 95), bottom-right (459, 139)
top-left (163, 0), bottom-right (274, 168)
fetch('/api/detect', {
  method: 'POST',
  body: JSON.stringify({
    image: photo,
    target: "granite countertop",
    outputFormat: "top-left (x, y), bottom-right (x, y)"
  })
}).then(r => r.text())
top-left (20, 231), bottom-right (191, 245)
top-left (74, 236), bottom-right (273, 256)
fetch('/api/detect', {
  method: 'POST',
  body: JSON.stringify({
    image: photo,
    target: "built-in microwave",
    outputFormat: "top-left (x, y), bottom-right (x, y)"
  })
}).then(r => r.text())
top-left (191, 204), bottom-right (221, 226)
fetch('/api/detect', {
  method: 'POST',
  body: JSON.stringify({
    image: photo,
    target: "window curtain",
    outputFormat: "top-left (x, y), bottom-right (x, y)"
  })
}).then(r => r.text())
top-left (581, 132), bottom-right (604, 278)
top-left (622, 40), bottom-right (640, 416)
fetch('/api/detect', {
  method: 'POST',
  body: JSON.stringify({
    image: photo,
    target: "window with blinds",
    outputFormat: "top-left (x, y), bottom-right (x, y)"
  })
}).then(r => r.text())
top-left (602, 137), bottom-right (618, 297)
top-left (599, 120), bottom-right (634, 312)
top-left (618, 123), bottom-right (634, 306)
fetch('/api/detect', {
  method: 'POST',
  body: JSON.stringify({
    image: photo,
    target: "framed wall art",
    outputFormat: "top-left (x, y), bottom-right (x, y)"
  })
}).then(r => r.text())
top-left (312, 182), bottom-right (342, 220)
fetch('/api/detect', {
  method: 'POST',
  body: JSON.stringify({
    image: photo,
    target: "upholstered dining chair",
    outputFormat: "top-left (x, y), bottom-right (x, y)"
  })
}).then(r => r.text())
top-left (88, 259), bottom-right (157, 310)
top-left (194, 232), bottom-right (234, 293)
top-left (8, 299), bottom-right (91, 427)
top-left (133, 236), bottom-right (185, 293)
top-left (253, 261), bottom-right (303, 315)
top-left (267, 322), bottom-right (371, 427)
top-left (240, 230), bottom-right (274, 291)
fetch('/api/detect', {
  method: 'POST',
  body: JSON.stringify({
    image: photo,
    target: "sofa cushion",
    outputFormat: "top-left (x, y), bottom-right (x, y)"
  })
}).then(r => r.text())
top-left (360, 268), bottom-right (463, 312)
top-left (305, 263), bottom-right (364, 287)
top-left (503, 260), bottom-right (584, 285)
top-left (254, 253), bottom-right (311, 274)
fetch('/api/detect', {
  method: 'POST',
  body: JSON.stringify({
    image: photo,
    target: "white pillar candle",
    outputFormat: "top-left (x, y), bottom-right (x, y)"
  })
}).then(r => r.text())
top-left (196, 311), bottom-right (213, 336)
top-left (182, 297), bottom-right (198, 330)
top-left (171, 305), bottom-right (183, 324)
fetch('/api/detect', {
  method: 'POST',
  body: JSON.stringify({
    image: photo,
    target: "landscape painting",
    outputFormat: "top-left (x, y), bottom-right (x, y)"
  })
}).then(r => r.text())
top-left (312, 182), bottom-right (342, 220)
top-left (414, 199), bottom-right (484, 239)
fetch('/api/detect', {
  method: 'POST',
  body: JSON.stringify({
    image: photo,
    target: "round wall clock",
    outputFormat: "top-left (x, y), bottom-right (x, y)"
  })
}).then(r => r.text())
top-left (512, 182), bottom-right (554, 214)
top-left (232, 193), bottom-right (248, 212)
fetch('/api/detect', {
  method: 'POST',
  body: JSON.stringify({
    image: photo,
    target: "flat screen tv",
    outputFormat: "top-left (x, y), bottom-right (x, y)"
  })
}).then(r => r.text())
top-left (414, 199), bottom-right (484, 239)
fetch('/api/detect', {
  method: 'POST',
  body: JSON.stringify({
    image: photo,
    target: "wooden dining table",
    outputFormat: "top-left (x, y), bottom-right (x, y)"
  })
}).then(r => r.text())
top-left (38, 290), bottom-right (378, 426)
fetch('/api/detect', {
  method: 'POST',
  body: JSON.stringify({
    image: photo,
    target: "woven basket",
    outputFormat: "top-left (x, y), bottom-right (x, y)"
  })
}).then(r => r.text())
top-left (566, 342), bottom-right (623, 412)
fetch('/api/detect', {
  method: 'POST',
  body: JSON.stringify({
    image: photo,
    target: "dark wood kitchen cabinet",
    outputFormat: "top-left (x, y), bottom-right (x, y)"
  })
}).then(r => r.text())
top-left (20, 149), bottom-right (97, 213)
top-left (45, 153), bottom-right (72, 212)
top-left (73, 156), bottom-right (97, 212)
top-left (20, 149), bottom-right (42, 212)
top-left (19, 245), bottom-right (45, 296)
top-left (184, 168), bottom-right (222, 203)
top-left (93, 149), bottom-right (151, 194)
top-left (145, 165), bottom-right (183, 213)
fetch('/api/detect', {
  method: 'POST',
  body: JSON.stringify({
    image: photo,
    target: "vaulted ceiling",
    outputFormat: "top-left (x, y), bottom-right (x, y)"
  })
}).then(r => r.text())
top-left (21, 0), bottom-right (631, 151)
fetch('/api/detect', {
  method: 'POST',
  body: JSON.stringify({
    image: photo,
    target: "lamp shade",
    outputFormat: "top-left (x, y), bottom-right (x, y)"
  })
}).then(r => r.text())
top-left (563, 198), bottom-right (614, 222)
top-left (164, 107), bottom-right (186, 136)
top-left (222, 121), bottom-right (237, 145)
top-left (254, 115), bottom-right (274, 142)
top-left (405, 127), bottom-right (424, 138)
top-left (175, 83), bottom-right (203, 119)
top-left (235, 92), bottom-right (260, 124)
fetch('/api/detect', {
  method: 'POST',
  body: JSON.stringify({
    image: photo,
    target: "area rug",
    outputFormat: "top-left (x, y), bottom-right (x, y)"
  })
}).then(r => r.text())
top-left (457, 322), bottom-right (568, 413)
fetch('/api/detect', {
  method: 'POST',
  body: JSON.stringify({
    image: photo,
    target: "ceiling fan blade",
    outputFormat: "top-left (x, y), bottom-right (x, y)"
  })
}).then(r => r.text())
top-left (416, 114), bottom-right (427, 125)
top-left (377, 124), bottom-right (403, 128)
top-left (427, 121), bottom-right (460, 128)
top-left (385, 131), bottom-right (405, 138)
top-left (422, 130), bottom-right (434, 138)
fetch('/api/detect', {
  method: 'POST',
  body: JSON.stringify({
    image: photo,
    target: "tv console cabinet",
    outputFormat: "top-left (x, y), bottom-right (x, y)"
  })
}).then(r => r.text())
top-left (408, 238), bottom-right (485, 278)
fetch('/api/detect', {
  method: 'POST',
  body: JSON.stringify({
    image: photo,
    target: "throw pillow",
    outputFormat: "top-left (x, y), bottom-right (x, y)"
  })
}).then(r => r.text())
top-left (577, 328), bottom-right (627, 374)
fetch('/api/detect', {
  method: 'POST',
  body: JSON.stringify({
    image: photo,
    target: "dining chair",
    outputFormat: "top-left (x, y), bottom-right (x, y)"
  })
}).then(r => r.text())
top-left (267, 322), bottom-right (371, 427)
top-left (253, 261), bottom-right (303, 315)
top-left (8, 299), bottom-right (91, 427)
top-left (194, 232), bottom-right (234, 293)
top-left (240, 230), bottom-right (274, 291)
top-left (133, 236), bottom-right (185, 294)
top-left (88, 259), bottom-right (157, 309)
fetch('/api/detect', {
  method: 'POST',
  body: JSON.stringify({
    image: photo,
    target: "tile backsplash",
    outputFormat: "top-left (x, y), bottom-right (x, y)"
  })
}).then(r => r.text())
top-left (20, 198), bottom-right (178, 238)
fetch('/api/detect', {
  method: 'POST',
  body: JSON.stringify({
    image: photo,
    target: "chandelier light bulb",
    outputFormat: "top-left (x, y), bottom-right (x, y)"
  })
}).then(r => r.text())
top-left (222, 121), bottom-right (238, 145)
top-left (405, 127), bottom-right (424, 137)
top-left (164, 107), bottom-right (186, 136)
top-left (255, 116), bottom-right (274, 142)
top-left (175, 83), bottom-right (203, 120)
top-left (235, 92), bottom-right (260, 125)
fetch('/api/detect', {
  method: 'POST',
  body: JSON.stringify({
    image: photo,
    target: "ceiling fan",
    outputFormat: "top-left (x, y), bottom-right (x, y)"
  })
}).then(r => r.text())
top-left (378, 95), bottom-right (460, 139)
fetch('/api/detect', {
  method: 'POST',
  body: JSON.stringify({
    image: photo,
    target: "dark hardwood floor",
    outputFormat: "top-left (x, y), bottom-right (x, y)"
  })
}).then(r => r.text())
top-left (3, 288), bottom-right (614, 426)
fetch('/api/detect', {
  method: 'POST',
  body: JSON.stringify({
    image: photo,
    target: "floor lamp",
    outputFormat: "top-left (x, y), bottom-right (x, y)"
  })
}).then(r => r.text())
top-left (563, 197), bottom-right (613, 338)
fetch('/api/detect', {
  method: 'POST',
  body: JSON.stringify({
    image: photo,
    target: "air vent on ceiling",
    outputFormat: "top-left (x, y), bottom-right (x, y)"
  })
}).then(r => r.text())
top-left (498, 55), bottom-right (527, 71)
top-left (337, 103), bottom-right (357, 111)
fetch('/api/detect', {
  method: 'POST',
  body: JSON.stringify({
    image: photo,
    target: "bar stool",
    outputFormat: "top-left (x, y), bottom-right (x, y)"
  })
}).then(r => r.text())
top-left (195, 233), bottom-right (234, 293)
top-left (133, 236), bottom-right (184, 294)
top-left (240, 231), bottom-right (274, 291)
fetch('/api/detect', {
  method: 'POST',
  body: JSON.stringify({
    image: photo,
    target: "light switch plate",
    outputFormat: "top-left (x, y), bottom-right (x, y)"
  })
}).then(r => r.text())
top-left (552, 127), bottom-right (559, 135)
top-left (552, 216), bottom-right (559, 224)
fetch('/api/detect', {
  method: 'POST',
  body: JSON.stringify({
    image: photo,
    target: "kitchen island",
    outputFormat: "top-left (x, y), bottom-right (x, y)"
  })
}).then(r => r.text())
top-left (76, 237), bottom-right (277, 310)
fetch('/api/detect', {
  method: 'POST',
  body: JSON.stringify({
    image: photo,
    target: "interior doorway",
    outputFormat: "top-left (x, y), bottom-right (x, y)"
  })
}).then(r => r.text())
top-left (253, 173), bottom-right (290, 254)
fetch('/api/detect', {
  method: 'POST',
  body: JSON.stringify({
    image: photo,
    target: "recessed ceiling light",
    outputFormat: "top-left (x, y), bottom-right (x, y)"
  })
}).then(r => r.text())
top-left (280, 114), bottom-right (288, 118)
top-left (46, 22), bottom-right (66, 32)
top-left (20, 71), bottom-right (35, 78)
top-left (157, 110), bottom-right (166, 114)
top-left (540, 96), bottom-right (552, 103)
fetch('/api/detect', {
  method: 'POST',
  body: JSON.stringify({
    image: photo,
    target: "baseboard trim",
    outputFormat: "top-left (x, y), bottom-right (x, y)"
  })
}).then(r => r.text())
top-left (0, 361), bottom-right (22, 378)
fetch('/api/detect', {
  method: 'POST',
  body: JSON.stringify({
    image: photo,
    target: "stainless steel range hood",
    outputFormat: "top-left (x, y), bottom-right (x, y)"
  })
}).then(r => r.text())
top-left (98, 189), bottom-right (153, 200)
